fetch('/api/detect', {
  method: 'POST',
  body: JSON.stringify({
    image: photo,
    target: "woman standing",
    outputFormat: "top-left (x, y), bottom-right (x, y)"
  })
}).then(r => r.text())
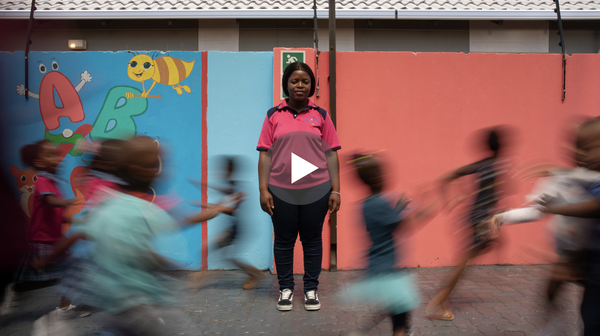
top-left (257, 62), bottom-right (341, 311)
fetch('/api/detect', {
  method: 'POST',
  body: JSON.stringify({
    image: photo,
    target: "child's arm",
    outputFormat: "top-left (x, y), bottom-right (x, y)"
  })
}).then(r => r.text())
top-left (400, 199), bottom-right (440, 235)
top-left (495, 207), bottom-right (545, 225)
top-left (44, 195), bottom-right (77, 208)
top-left (439, 160), bottom-right (491, 208)
top-left (181, 193), bottom-right (244, 227)
top-left (516, 163), bottom-right (568, 181)
top-left (33, 232), bottom-right (87, 269)
top-left (540, 197), bottom-right (600, 218)
top-left (188, 177), bottom-right (233, 195)
top-left (190, 201), bottom-right (237, 216)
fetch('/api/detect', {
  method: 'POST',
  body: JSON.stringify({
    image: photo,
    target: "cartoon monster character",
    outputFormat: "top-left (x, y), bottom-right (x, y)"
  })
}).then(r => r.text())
top-left (9, 166), bottom-right (37, 223)
top-left (125, 53), bottom-right (195, 99)
top-left (16, 60), bottom-right (93, 161)
top-left (62, 163), bottom-right (87, 233)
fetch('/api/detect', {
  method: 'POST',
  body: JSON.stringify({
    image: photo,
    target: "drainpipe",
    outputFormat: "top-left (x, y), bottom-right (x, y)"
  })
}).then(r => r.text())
top-left (328, 0), bottom-right (337, 271)
top-left (24, 0), bottom-right (36, 101)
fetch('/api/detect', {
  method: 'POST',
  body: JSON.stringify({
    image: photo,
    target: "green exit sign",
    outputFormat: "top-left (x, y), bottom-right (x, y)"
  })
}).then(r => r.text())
top-left (281, 51), bottom-right (305, 99)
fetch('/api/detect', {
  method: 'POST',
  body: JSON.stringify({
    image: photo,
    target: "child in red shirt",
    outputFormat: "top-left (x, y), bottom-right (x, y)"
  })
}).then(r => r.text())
top-left (14, 140), bottom-right (78, 312)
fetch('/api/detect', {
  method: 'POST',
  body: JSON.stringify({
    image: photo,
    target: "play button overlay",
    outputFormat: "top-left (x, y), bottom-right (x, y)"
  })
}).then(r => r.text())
top-left (262, 131), bottom-right (338, 205)
top-left (291, 153), bottom-right (318, 184)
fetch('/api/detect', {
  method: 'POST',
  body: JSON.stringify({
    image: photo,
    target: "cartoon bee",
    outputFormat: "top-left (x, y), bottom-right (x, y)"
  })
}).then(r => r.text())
top-left (125, 53), bottom-right (195, 99)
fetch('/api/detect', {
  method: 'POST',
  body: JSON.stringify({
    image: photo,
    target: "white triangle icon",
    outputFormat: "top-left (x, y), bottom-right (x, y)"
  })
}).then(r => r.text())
top-left (291, 153), bottom-right (318, 184)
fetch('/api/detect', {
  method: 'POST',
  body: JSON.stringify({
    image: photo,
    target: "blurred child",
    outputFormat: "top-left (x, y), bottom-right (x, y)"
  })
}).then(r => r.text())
top-left (427, 127), bottom-right (509, 320)
top-left (53, 139), bottom-right (126, 317)
top-left (83, 139), bottom-right (125, 203)
top-left (537, 118), bottom-right (600, 336)
top-left (190, 156), bottom-right (265, 290)
top-left (48, 136), bottom-right (242, 335)
top-left (348, 152), bottom-right (438, 336)
top-left (12, 140), bottom-right (78, 313)
top-left (492, 121), bottom-right (600, 325)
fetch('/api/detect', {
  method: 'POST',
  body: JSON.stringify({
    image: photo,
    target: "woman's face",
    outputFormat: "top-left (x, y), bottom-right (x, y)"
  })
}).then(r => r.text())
top-left (287, 70), bottom-right (311, 102)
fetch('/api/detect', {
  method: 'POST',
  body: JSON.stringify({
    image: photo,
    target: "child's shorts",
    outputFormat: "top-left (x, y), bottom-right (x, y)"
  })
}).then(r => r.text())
top-left (349, 271), bottom-right (420, 315)
top-left (56, 257), bottom-right (98, 307)
top-left (556, 249), bottom-right (600, 284)
top-left (16, 242), bottom-right (70, 283)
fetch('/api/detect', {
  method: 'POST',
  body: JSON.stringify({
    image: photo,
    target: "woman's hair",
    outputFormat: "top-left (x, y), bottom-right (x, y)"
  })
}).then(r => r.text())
top-left (281, 62), bottom-right (316, 98)
top-left (20, 140), bottom-right (47, 167)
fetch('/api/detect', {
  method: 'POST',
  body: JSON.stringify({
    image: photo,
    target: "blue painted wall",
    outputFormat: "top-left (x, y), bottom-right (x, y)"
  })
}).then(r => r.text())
top-left (206, 51), bottom-right (274, 270)
top-left (0, 50), bottom-right (274, 270)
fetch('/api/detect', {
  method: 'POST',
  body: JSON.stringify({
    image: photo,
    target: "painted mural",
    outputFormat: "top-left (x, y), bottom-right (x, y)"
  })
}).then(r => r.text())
top-left (1, 51), bottom-right (205, 268)
top-left (5, 50), bottom-right (600, 272)
top-left (8, 165), bottom-right (37, 224)
top-left (126, 52), bottom-right (195, 99)
top-left (0, 50), bottom-right (275, 271)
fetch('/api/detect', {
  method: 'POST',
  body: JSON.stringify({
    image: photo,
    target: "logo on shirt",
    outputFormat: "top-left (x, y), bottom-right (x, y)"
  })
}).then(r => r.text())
top-left (304, 116), bottom-right (319, 127)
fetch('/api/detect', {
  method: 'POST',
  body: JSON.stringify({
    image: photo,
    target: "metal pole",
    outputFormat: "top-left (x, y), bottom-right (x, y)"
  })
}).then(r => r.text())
top-left (313, 0), bottom-right (320, 96)
top-left (24, 0), bottom-right (36, 101)
top-left (328, 0), bottom-right (336, 126)
top-left (328, 0), bottom-right (337, 271)
top-left (554, 0), bottom-right (567, 100)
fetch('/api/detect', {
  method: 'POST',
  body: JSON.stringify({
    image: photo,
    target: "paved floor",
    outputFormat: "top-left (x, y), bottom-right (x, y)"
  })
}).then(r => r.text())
top-left (0, 265), bottom-right (584, 335)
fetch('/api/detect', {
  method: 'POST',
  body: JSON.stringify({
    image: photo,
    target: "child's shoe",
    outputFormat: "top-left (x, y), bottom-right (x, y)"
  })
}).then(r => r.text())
top-left (243, 272), bottom-right (266, 290)
top-left (56, 304), bottom-right (91, 318)
top-left (0, 283), bottom-right (18, 316)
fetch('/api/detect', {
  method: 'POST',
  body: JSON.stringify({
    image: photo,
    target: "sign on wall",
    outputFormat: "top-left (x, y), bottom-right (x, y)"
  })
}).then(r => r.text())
top-left (280, 50), bottom-right (305, 100)
top-left (274, 48), bottom-right (315, 105)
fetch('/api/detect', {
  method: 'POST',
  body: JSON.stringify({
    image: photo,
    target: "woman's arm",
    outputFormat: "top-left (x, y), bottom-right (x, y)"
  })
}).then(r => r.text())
top-left (258, 151), bottom-right (274, 216)
top-left (326, 151), bottom-right (341, 213)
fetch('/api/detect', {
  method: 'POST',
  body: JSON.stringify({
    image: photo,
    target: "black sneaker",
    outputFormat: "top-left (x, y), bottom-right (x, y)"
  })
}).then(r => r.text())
top-left (277, 289), bottom-right (293, 311)
top-left (304, 290), bottom-right (320, 311)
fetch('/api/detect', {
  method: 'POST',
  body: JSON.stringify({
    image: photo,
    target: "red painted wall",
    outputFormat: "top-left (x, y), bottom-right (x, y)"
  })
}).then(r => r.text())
top-left (335, 52), bottom-right (600, 270)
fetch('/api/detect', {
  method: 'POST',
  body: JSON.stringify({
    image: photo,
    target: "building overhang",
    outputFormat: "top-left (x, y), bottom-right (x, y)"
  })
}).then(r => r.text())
top-left (1, 9), bottom-right (600, 20)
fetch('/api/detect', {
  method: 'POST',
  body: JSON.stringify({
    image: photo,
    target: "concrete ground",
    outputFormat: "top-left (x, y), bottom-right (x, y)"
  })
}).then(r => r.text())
top-left (0, 265), bottom-right (584, 335)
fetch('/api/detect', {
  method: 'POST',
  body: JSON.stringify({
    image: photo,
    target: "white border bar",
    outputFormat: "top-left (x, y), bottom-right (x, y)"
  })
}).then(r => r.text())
top-left (1, 9), bottom-right (599, 20)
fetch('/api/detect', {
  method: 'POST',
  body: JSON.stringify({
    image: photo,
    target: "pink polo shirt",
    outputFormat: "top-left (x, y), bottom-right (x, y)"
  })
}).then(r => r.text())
top-left (257, 99), bottom-right (341, 189)
top-left (29, 172), bottom-right (65, 242)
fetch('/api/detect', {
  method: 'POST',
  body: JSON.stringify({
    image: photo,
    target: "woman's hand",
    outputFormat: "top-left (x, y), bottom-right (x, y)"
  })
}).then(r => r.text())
top-left (260, 190), bottom-right (274, 216)
top-left (328, 192), bottom-right (341, 213)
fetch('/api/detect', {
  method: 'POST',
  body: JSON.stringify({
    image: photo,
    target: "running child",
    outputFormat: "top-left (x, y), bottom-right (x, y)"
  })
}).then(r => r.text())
top-left (491, 120), bottom-right (600, 330)
top-left (12, 140), bottom-right (79, 314)
top-left (537, 118), bottom-right (600, 336)
top-left (54, 139), bottom-right (126, 316)
top-left (189, 156), bottom-right (265, 290)
top-left (46, 136), bottom-right (242, 335)
top-left (427, 127), bottom-right (510, 320)
top-left (349, 152), bottom-right (439, 336)
top-left (82, 139), bottom-right (126, 203)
